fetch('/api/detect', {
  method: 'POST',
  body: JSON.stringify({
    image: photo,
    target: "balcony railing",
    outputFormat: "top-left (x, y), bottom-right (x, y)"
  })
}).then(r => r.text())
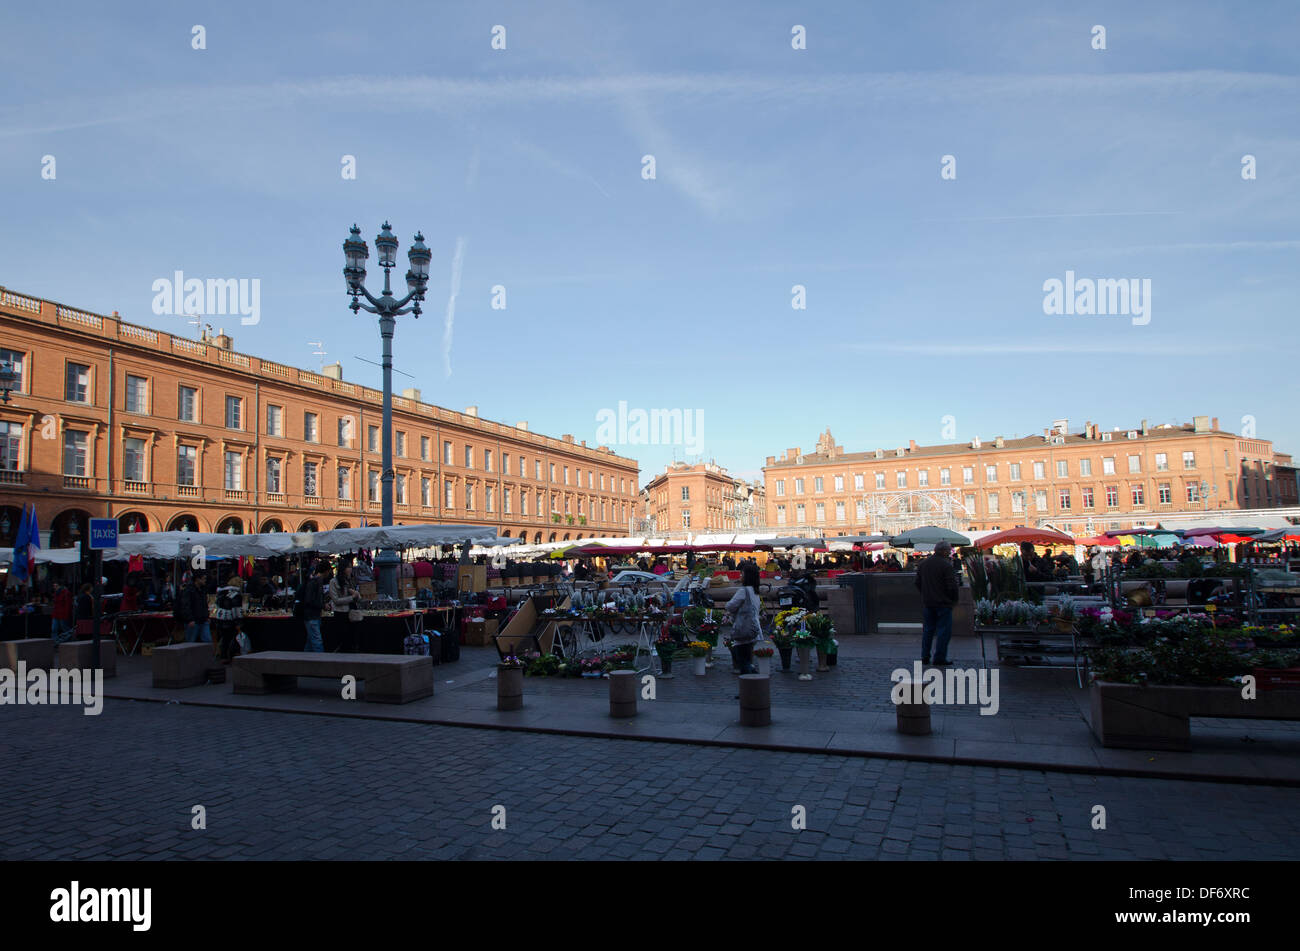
top-left (0, 469), bottom-right (24, 485)
top-left (266, 492), bottom-right (285, 504)
top-left (177, 485), bottom-right (199, 498)
top-left (303, 495), bottom-right (321, 507)
top-left (62, 475), bottom-right (90, 489)
top-left (123, 480), bottom-right (150, 493)
top-left (224, 489), bottom-right (247, 503)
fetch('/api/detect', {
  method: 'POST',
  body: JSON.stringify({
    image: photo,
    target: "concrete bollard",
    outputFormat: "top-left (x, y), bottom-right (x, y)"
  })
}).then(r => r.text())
top-left (497, 664), bottom-right (524, 711)
top-left (2, 638), bottom-right (55, 672)
top-left (895, 678), bottom-right (931, 735)
top-left (738, 674), bottom-right (771, 726)
top-left (609, 669), bottom-right (637, 718)
top-left (57, 640), bottom-right (117, 679)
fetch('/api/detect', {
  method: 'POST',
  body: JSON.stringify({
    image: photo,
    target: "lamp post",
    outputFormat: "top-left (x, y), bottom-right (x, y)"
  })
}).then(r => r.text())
top-left (0, 361), bottom-right (18, 403)
top-left (342, 222), bottom-right (432, 599)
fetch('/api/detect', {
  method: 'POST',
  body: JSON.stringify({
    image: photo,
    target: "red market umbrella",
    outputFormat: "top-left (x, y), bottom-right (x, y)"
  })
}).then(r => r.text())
top-left (974, 527), bottom-right (1075, 549)
top-left (1074, 535), bottom-right (1118, 547)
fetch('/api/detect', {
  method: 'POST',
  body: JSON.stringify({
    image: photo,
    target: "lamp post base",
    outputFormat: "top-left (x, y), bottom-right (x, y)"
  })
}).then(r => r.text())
top-left (374, 549), bottom-right (400, 600)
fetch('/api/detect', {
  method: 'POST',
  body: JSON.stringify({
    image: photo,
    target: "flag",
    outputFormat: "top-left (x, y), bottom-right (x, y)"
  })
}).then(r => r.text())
top-left (25, 505), bottom-right (39, 579)
top-left (10, 505), bottom-right (29, 583)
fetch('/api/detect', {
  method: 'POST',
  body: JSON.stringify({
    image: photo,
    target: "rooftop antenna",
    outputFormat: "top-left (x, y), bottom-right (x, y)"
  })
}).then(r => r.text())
top-left (308, 340), bottom-right (328, 370)
top-left (353, 355), bottom-right (414, 379)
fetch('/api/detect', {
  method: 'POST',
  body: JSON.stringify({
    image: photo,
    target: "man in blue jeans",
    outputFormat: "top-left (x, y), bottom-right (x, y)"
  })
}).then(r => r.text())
top-left (302, 562), bottom-right (329, 652)
top-left (180, 571), bottom-right (212, 644)
top-left (915, 541), bottom-right (960, 666)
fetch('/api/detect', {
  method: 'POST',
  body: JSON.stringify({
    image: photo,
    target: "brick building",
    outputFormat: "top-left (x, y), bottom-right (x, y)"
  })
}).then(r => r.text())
top-left (644, 461), bottom-right (740, 534)
top-left (763, 420), bottom-right (1297, 536)
top-left (0, 286), bottom-right (640, 549)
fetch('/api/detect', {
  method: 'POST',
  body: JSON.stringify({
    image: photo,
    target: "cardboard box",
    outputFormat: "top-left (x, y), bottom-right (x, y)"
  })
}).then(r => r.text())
top-left (457, 565), bottom-right (487, 593)
top-left (358, 582), bottom-right (377, 597)
top-left (415, 577), bottom-right (432, 590)
top-left (464, 617), bottom-right (494, 646)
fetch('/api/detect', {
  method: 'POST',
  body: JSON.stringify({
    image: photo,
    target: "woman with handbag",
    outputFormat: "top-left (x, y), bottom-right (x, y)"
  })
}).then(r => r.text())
top-left (214, 576), bottom-right (245, 663)
top-left (329, 563), bottom-right (363, 652)
top-left (724, 562), bottom-right (763, 675)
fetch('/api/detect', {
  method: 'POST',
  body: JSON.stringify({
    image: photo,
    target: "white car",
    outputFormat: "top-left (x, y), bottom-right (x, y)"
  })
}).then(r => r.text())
top-left (608, 570), bottom-right (672, 586)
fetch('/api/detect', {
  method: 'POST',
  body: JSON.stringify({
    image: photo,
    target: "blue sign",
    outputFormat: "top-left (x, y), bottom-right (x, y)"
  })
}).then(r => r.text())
top-left (88, 518), bottom-right (118, 550)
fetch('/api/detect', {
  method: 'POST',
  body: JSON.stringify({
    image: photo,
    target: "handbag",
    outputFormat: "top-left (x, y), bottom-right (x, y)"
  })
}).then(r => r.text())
top-left (348, 608), bottom-right (363, 623)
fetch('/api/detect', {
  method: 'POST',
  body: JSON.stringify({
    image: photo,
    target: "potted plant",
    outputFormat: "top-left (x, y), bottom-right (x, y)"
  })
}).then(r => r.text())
top-left (654, 634), bottom-right (677, 677)
top-left (771, 608), bottom-right (804, 671)
top-left (1053, 594), bottom-right (1077, 633)
top-left (790, 621), bottom-right (816, 681)
top-left (687, 640), bottom-right (711, 676)
top-left (807, 613), bottom-right (836, 671)
top-left (753, 643), bottom-right (775, 676)
top-left (497, 654), bottom-right (524, 710)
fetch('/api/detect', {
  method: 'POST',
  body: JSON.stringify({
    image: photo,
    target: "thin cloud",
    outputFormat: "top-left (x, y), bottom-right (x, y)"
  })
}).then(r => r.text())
top-left (443, 237), bottom-right (466, 378)
top-left (859, 341), bottom-right (1260, 356)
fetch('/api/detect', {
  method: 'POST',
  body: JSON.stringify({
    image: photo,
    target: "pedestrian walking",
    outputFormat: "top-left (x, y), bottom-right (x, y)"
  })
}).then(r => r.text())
top-left (301, 562), bottom-right (330, 652)
top-left (724, 562), bottom-right (763, 675)
top-left (915, 541), bottom-right (960, 666)
top-left (213, 575), bottom-right (245, 662)
top-left (179, 571), bottom-right (211, 644)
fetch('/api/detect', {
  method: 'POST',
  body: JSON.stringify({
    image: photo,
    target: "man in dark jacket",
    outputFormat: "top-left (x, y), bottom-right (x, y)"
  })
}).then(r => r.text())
top-left (180, 571), bottom-right (211, 643)
top-left (915, 542), bottom-right (960, 666)
top-left (302, 562), bottom-right (329, 652)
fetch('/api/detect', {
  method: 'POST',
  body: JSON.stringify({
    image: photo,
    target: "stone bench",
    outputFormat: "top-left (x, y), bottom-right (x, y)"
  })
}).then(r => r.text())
top-left (152, 643), bottom-right (213, 688)
top-left (232, 651), bottom-right (433, 704)
top-left (2, 638), bottom-right (54, 671)
top-left (56, 640), bottom-right (117, 678)
top-left (1091, 681), bottom-right (1300, 751)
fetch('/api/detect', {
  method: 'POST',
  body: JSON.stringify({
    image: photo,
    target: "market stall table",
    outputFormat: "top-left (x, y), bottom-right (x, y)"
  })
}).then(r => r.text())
top-left (114, 611), bottom-right (177, 656)
top-left (241, 610), bottom-right (428, 656)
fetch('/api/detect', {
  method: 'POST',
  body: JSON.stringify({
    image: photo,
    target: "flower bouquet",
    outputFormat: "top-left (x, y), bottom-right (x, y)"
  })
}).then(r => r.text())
top-left (686, 640), bottom-right (712, 657)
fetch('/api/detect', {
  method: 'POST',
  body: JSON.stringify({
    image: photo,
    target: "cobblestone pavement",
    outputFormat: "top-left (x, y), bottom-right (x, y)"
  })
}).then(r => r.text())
top-left (3, 701), bottom-right (1298, 861)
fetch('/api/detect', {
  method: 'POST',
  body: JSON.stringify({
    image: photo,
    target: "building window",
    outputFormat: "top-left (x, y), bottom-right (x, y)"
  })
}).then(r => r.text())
top-left (1102, 457), bottom-right (1116, 475)
top-left (985, 465), bottom-right (997, 483)
top-left (443, 441), bottom-right (452, 464)
top-left (814, 502), bottom-right (825, 522)
top-left (485, 449), bottom-right (493, 473)
top-left (267, 405), bottom-right (283, 436)
top-left (520, 490), bottom-right (528, 516)
top-left (681, 486), bottom-right (690, 501)
top-left (125, 375), bottom-right (148, 414)
top-left (224, 451), bottom-right (242, 491)
top-left (876, 473), bottom-right (886, 490)
top-left (1155, 452), bottom-right (1168, 471)
top-left (795, 478), bottom-right (805, 494)
top-left (368, 426), bottom-right (379, 453)
top-left (486, 485), bottom-right (494, 512)
top-left (918, 470), bottom-right (929, 487)
top-left (338, 466), bottom-right (350, 500)
top-left (962, 467), bottom-right (973, 485)
top-left (776, 505), bottom-right (787, 525)
top-left (1183, 451), bottom-right (1196, 469)
top-left (1033, 461), bottom-right (1045, 480)
top-left (1079, 459), bottom-right (1092, 477)
top-left (682, 510), bottom-right (691, 529)
top-left (177, 446), bottom-right (197, 486)
top-left (775, 480), bottom-right (785, 496)
top-left (1186, 482), bottom-right (1200, 504)
top-left (304, 412), bottom-right (318, 443)
top-left (835, 501), bottom-right (845, 521)
top-left (179, 385), bottom-right (198, 422)
top-left (1081, 487), bottom-right (1094, 508)
top-left (1105, 485), bottom-right (1119, 507)
top-left (940, 468), bottom-right (951, 486)
top-left (795, 504), bottom-right (805, 523)
top-left (225, 396), bottom-right (242, 430)
top-left (395, 473), bottom-right (406, 505)
top-left (854, 474), bottom-right (864, 491)
top-left (1057, 459), bottom-right (1068, 478)
top-left (1158, 483), bottom-right (1172, 504)
top-left (855, 500), bottom-right (867, 520)
top-left (1009, 463), bottom-right (1021, 481)
top-left (466, 484), bottom-right (474, 510)
top-left (896, 471), bottom-right (906, 488)
top-left (369, 470), bottom-right (381, 502)
top-left (395, 431), bottom-right (406, 457)
top-left (536, 460), bottom-right (542, 480)
top-left (421, 436), bottom-right (431, 461)
top-left (987, 492), bottom-right (1000, 514)
top-left (1058, 489), bottom-right (1071, 509)
top-left (304, 461), bottom-right (318, 497)
top-left (503, 486), bottom-right (511, 514)
top-left (0, 421), bottom-right (21, 471)
top-left (1131, 485), bottom-right (1145, 506)
top-left (338, 417), bottom-right (352, 447)
top-left (834, 475), bottom-right (844, 492)
top-left (1011, 491), bottom-right (1025, 514)
top-left (964, 493), bottom-right (976, 514)
top-left (549, 463), bottom-right (556, 481)
top-left (65, 363), bottom-right (91, 403)
top-left (814, 476), bottom-right (824, 493)
top-left (563, 466), bottom-right (569, 485)
top-left (267, 457), bottom-right (283, 494)
top-left (63, 431), bottom-right (88, 476)
top-left (0, 349), bottom-right (24, 393)
top-left (1127, 455), bottom-right (1141, 473)
top-left (123, 437), bottom-right (146, 482)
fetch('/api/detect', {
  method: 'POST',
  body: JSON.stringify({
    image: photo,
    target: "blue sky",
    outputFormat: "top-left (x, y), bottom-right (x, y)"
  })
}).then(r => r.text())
top-left (3, 0), bottom-right (1297, 486)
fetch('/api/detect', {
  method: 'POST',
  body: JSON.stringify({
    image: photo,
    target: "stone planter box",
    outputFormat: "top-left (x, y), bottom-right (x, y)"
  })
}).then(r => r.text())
top-left (1090, 680), bottom-right (1300, 751)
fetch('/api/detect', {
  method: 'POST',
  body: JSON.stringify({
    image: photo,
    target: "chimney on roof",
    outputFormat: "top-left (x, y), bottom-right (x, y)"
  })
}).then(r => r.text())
top-left (1084, 421), bottom-right (1093, 440)
top-left (1043, 428), bottom-right (1051, 442)
top-left (516, 421), bottom-right (528, 430)
top-left (1193, 415), bottom-right (1210, 433)
top-left (909, 439), bottom-right (918, 451)
top-left (563, 434), bottom-right (574, 443)
top-left (464, 406), bottom-right (478, 417)
top-left (994, 437), bottom-right (1004, 449)
top-left (322, 362), bottom-right (343, 380)
top-left (212, 330), bottom-right (232, 350)
top-left (401, 387), bottom-right (421, 401)
top-left (1212, 417), bottom-right (1219, 431)
top-left (766, 456), bottom-right (776, 466)
top-left (1141, 419), bottom-right (1148, 436)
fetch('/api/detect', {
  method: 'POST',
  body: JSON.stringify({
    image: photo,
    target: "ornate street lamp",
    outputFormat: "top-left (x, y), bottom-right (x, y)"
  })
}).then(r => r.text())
top-left (342, 222), bottom-right (431, 598)
top-left (0, 362), bottom-right (18, 403)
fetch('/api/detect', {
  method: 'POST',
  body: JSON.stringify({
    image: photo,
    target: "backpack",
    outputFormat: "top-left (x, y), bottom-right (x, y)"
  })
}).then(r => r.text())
top-left (404, 632), bottom-right (430, 656)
